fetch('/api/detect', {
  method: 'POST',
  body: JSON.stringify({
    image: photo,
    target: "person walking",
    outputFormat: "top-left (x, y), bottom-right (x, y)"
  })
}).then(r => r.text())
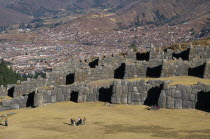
top-left (83, 117), bottom-right (86, 125)
top-left (70, 118), bottom-right (73, 125)
top-left (5, 118), bottom-right (8, 126)
top-left (73, 119), bottom-right (76, 126)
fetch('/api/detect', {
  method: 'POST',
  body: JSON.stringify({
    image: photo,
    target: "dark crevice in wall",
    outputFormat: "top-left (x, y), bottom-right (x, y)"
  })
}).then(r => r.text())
top-left (172, 48), bottom-right (190, 61)
top-left (188, 64), bottom-right (205, 78)
top-left (114, 63), bottom-right (125, 79)
top-left (26, 91), bottom-right (35, 107)
top-left (136, 52), bottom-right (150, 61)
top-left (70, 91), bottom-right (79, 103)
top-left (66, 73), bottom-right (75, 85)
top-left (99, 86), bottom-right (113, 103)
top-left (89, 59), bottom-right (99, 68)
top-left (8, 87), bottom-right (14, 98)
top-left (195, 91), bottom-right (210, 112)
top-left (144, 84), bottom-right (163, 106)
top-left (146, 65), bottom-right (162, 77)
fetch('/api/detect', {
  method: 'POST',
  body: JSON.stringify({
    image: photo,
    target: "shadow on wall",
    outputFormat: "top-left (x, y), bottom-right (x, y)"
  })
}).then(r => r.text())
top-left (195, 91), bottom-right (210, 112)
top-left (144, 84), bottom-right (163, 106)
top-left (89, 59), bottom-right (99, 68)
top-left (172, 48), bottom-right (189, 60)
top-left (99, 86), bottom-right (113, 103)
top-left (146, 65), bottom-right (162, 78)
top-left (26, 91), bottom-right (35, 107)
top-left (66, 73), bottom-right (75, 85)
top-left (114, 63), bottom-right (125, 79)
top-left (188, 64), bottom-right (205, 78)
top-left (70, 91), bottom-right (79, 103)
top-left (8, 87), bottom-right (14, 98)
top-left (136, 52), bottom-right (150, 61)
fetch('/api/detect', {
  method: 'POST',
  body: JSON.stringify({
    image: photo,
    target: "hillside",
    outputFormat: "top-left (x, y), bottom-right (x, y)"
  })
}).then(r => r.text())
top-left (0, 0), bottom-right (209, 29)
top-left (115, 0), bottom-right (210, 28)
top-left (0, 6), bottom-right (33, 26)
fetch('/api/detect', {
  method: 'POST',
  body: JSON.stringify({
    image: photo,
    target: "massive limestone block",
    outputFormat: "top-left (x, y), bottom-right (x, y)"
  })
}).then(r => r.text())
top-left (2, 100), bottom-right (11, 107)
top-left (34, 93), bottom-right (44, 107)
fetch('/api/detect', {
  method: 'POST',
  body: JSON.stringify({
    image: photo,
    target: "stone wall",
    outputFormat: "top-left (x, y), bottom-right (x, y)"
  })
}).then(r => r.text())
top-left (0, 86), bottom-right (7, 96)
top-left (161, 60), bottom-right (190, 77)
top-left (2, 46), bottom-right (210, 112)
top-left (111, 80), bottom-right (166, 105)
top-left (0, 96), bottom-right (28, 111)
top-left (74, 66), bottom-right (115, 83)
top-left (13, 78), bottom-right (48, 97)
top-left (159, 83), bottom-right (210, 110)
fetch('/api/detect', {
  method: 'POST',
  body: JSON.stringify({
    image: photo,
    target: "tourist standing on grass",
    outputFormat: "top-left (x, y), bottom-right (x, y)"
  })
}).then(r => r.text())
top-left (73, 119), bottom-right (76, 126)
top-left (77, 117), bottom-right (81, 125)
top-left (83, 117), bottom-right (86, 125)
top-left (5, 118), bottom-right (8, 126)
top-left (70, 118), bottom-right (73, 125)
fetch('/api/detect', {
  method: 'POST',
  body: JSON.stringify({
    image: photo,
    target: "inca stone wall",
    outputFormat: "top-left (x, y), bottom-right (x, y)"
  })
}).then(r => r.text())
top-left (111, 80), bottom-right (166, 105)
top-left (161, 60), bottom-right (190, 77)
top-left (13, 78), bottom-right (49, 97)
top-left (159, 82), bottom-right (210, 110)
top-left (1, 46), bottom-right (210, 112)
top-left (0, 86), bottom-right (7, 96)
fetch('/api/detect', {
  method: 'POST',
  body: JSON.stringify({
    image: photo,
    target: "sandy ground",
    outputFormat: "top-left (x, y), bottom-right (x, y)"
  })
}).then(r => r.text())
top-left (0, 102), bottom-right (210, 139)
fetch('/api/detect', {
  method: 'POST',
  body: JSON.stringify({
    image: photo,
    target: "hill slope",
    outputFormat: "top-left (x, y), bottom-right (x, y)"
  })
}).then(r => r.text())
top-left (0, 6), bottom-right (33, 26)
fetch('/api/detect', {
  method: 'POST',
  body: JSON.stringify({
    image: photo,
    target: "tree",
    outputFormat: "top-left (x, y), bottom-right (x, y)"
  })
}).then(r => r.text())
top-left (130, 42), bottom-right (138, 52)
top-left (19, 23), bottom-right (26, 29)
top-left (0, 59), bottom-right (26, 86)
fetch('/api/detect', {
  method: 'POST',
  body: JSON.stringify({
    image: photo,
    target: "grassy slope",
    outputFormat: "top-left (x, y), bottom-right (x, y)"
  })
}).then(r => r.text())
top-left (0, 102), bottom-right (210, 139)
top-left (89, 76), bottom-right (210, 87)
top-left (164, 37), bottom-right (210, 50)
top-left (0, 7), bottom-right (33, 26)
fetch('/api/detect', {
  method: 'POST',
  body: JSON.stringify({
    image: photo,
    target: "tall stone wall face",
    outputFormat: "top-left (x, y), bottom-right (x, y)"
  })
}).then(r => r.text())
top-left (34, 81), bottom-right (115, 107)
top-left (189, 47), bottom-right (206, 60)
top-left (0, 95), bottom-right (28, 111)
top-left (74, 66), bottom-right (115, 83)
top-left (124, 62), bottom-right (147, 79)
top-left (150, 49), bottom-right (173, 60)
top-left (124, 60), bottom-right (163, 79)
top-left (99, 54), bottom-right (126, 66)
top-left (0, 86), bottom-right (7, 96)
top-left (111, 80), bottom-right (166, 105)
top-left (161, 60), bottom-right (190, 77)
top-left (159, 83), bottom-right (210, 110)
top-left (13, 78), bottom-right (48, 97)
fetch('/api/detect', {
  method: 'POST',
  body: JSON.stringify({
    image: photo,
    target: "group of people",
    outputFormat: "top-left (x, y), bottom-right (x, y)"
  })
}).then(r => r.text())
top-left (70, 117), bottom-right (86, 126)
top-left (148, 105), bottom-right (160, 110)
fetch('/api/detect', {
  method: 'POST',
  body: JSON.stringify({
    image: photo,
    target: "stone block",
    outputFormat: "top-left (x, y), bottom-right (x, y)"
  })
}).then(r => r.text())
top-left (174, 90), bottom-right (182, 99)
top-left (122, 86), bottom-right (128, 94)
top-left (34, 93), bottom-right (43, 107)
top-left (2, 100), bottom-right (11, 107)
top-left (9, 104), bottom-right (20, 109)
top-left (146, 84), bottom-right (152, 91)
top-left (158, 90), bottom-right (166, 108)
top-left (120, 94), bottom-right (127, 104)
top-left (0, 106), bottom-right (6, 112)
top-left (166, 96), bottom-right (174, 109)
top-left (182, 91), bottom-right (188, 101)
top-left (57, 94), bottom-right (65, 102)
top-left (174, 99), bottom-right (182, 109)
top-left (189, 94), bottom-right (196, 101)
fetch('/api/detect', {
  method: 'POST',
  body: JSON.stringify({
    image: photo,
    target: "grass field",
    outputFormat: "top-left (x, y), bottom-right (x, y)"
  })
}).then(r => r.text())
top-left (89, 76), bottom-right (210, 87)
top-left (0, 102), bottom-right (210, 139)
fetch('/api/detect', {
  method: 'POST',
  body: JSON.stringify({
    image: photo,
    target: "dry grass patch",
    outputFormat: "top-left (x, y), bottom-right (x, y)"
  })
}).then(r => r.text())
top-left (126, 76), bottom-right (210, 86)
top-left (0, 96), bottom-right (12, 103)
top-left (0, 102), bottom-right (210, 139)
